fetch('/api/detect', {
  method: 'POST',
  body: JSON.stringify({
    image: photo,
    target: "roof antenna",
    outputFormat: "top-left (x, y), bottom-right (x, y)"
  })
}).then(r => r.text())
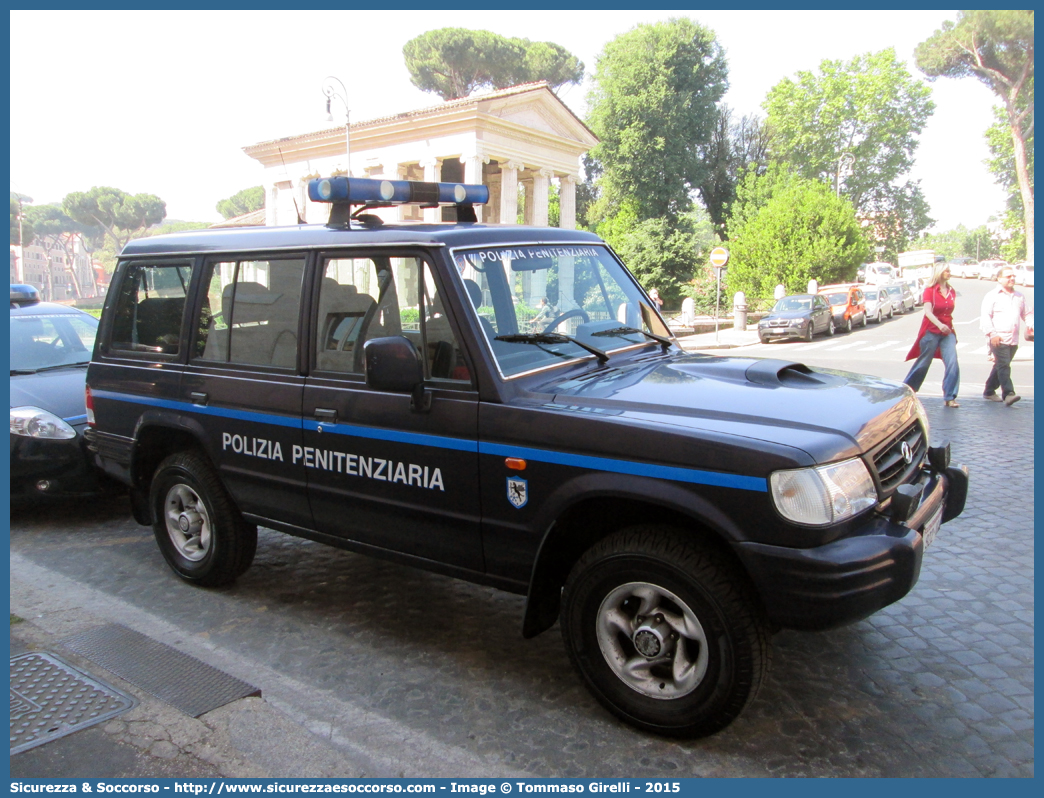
top-left (277, 147), bottom-right (305, 224)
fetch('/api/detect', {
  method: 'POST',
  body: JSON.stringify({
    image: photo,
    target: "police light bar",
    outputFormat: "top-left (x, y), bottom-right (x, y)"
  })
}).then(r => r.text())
top-left (308, 177), bottom-right (489, 207)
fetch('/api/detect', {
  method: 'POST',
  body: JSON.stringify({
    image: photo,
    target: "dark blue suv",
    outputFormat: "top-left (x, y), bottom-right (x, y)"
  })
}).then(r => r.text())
top-left (85, 178), bottom-right (968, 737)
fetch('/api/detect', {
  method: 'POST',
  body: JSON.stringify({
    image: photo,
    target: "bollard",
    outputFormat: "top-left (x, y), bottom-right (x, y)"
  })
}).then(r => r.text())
top-left (733, 291), bottom-right (748, 331)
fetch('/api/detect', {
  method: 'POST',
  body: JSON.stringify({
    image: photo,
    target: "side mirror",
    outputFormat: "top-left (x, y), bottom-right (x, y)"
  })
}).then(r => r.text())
top-left (363, 336), bottom-right (423, 392)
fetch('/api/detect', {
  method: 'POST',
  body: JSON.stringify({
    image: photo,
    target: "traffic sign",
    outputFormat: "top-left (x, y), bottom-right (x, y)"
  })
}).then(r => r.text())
top-left (709, 247), bottom-right (730, 268)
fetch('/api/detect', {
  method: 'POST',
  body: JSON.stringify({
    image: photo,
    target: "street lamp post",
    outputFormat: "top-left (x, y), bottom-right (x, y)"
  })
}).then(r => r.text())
top-left (322, 76), bottom-right (350, 175)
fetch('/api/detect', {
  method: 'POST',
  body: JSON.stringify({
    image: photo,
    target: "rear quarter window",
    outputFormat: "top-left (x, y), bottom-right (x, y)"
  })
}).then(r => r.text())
top-left (110, 263), bottom-right (192, 356)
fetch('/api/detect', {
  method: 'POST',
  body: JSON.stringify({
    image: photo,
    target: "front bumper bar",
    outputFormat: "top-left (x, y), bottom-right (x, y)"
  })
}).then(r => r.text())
top-left (736, 464), bottom-right (968, 631)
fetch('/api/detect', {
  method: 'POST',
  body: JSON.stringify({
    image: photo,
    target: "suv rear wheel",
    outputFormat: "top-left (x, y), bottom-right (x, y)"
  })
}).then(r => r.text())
top-left (560, 527), bottom-right (771, 738)
top-left (150, 451), bottom-right (257, 586)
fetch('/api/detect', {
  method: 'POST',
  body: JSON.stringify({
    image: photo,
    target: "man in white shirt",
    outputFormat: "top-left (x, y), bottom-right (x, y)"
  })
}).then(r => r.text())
top-left (980, 266), bottom-right (1032, 406)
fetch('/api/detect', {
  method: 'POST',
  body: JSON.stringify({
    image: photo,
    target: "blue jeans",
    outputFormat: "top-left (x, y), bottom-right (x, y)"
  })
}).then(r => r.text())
top-left (903, 330), bottom-right (960, 401)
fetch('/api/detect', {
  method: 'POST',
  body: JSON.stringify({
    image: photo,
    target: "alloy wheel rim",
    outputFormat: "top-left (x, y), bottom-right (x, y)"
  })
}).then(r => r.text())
top-left (163, 483), bottom-right (212, 562)
top-left (595, 581), bottom-right (709, 700)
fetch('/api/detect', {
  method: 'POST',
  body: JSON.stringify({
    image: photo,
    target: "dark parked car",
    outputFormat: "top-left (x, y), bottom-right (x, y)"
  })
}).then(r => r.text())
top-left (884, 283), bottom-right (916, 314)
top-left (10, 285), bottom-right (105, 499)
top-left (757, 293), bottom-right (835, 343)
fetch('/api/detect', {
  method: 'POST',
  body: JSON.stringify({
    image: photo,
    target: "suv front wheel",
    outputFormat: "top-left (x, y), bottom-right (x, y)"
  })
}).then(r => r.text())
top-left (150, 451), bottom-right (258, 586)
top-left (560, 527), bottom-right (771, 738)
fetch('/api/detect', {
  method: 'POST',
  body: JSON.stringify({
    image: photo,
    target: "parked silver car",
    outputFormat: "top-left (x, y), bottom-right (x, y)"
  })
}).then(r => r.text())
top-left (862, 287), bottom-right (894, 323)
top-left (885, 283), bottom-right (917, 314)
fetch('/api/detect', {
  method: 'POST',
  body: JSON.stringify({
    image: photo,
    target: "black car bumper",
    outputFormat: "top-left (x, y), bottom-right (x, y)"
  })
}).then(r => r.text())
top-left (736, 465), bottom-right (967, 630)
top-left (10, 429), bottom-right (103, 498)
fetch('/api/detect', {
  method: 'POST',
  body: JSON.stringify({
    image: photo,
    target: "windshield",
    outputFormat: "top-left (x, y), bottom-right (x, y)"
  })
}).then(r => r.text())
top-left (11, 312), bottom-right (98, 372)
top-left (774, 297), bottom-right (811, 312)
top-left (451, 244), bottom-right (668, 377)
top-left (886, 286), bottom-right (902, 296)
top-left (864, 290), bottom-right (878, 300)
top-left (824, 293), bottom-right (848, 306)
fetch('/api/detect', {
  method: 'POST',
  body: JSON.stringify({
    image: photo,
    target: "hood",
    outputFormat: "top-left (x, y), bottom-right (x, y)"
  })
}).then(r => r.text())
top-left (539, 352), bottom-right (917, 463)
top-left (10, 367), bottom-right (89, 422)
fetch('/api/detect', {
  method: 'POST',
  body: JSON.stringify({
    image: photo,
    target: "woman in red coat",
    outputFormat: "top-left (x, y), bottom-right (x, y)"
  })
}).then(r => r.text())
top-left (903, 263), bottom-right (961, 407)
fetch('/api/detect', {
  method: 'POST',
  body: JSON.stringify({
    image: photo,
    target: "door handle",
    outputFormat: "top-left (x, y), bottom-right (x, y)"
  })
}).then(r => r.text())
top-left (190, 392), bottom-right (208, 406)
top-left (315, 408), bottom-right (337, 423)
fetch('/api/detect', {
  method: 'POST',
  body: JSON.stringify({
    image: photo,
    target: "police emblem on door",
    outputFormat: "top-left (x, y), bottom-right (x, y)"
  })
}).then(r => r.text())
top-left (507, 477), bottom-right (528, 509)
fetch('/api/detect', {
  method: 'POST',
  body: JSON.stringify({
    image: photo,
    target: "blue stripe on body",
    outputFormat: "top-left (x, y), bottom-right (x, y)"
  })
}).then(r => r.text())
top-left (94, 390), bottom-right (765, 492)
top-left (480, 442), bottom-right (767, 492)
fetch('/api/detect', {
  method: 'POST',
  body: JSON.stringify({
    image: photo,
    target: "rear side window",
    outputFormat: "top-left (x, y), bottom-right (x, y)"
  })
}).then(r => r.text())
top-left (315, 254), bottom-right (471, 384)
top-left (110, 263), bottom-right (192, 355)
top-left (196, 257), bottom-right (306, 369)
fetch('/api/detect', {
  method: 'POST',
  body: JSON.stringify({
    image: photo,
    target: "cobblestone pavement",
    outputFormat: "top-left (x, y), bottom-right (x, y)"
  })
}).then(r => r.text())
top-left (9, 398), bottom-right (1033, 778)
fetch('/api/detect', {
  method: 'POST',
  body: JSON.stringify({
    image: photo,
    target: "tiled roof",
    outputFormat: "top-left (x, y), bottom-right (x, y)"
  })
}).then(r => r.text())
top-left (247, 81), bottom-right (593, 149)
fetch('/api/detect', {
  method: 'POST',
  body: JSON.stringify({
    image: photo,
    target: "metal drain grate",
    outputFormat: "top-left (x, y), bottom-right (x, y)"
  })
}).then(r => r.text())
top-left (10, 652), bottom-right (137, 755)
top-left (61, 624), bottom-right (260, 718)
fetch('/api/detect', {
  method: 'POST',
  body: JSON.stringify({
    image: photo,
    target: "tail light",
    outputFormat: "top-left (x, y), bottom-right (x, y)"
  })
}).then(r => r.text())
top-left (85, 384), bottom-right (95, 427)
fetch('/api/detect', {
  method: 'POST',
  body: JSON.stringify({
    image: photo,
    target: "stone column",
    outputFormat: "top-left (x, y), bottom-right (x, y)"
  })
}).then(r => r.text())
top-left (266, 184), bottom-right (278, 227)
top-left (422, 158), bottom-right (441, 223)
top-left (559, 174), bottom-right (577, 230)
top-left (500, 161), bottom-right (523, 225)
top-left (532, 169), bottom-right (552, 228)
top-left (461, 152), bottom-right (489, 222)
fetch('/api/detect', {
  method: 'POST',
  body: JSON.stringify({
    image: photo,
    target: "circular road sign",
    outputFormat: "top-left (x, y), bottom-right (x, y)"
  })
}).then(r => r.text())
top-left (709, 247), bottom-right (730, 268)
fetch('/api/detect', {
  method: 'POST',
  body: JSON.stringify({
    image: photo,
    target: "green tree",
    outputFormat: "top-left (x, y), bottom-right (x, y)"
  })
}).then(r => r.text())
top-left (763, 49), bottom-right (934, 225)
top-left (983, 91), bottom-right (1033, 261)
top-left (24, 205), bottom-right (100, 298)
top-left (216, 186), bottom-right (265, 220)
top-left (916, 10), bottom-right (1034, 252)
top-left (860, 181), bottom-right (934, 263)
top-left (62, 187), bottom-right (166, 254)
top-left (600, 203), bottom-right (715, 307)
top-left (10, 194), bottom-right (34, 247)
top-left (403, 29), bottom-right (583, 101)
top-left (697, 107), bottom-right (771, 240)
top-left (586, 18), bottom-right (728, 221)
top-left (725, 170), bottom-right (870, 301)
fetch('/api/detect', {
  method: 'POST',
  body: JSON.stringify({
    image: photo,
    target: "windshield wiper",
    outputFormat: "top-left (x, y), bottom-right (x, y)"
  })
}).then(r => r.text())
top-left (10, 361), bottom-right (90, 375)
top-left (494, 333), bottom-right (609, 363)
top-left (590, 325), bottom-right (673, 352)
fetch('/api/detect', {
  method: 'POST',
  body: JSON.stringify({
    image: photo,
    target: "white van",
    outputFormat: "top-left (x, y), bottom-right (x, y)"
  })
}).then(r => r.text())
top-left (864, 262), bottom-right (897, 285)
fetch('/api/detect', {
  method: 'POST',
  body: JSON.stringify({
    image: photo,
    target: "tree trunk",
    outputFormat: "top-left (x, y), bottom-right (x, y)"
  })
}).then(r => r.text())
top-left (1009, 119), bottom-right (1034, 255)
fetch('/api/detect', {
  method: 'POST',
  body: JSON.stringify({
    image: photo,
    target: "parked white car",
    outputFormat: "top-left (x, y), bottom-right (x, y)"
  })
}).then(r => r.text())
top-left (1014, 261), bottom-right (1034, 287)
top-left (978, 260), bottom-right (1009, 281)
top-left (947, 258), bottom-right (979, 279)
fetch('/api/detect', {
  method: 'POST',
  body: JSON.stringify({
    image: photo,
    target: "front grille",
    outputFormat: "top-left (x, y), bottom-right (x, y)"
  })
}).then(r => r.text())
top-left (870, 420), bottom-right (927, 496)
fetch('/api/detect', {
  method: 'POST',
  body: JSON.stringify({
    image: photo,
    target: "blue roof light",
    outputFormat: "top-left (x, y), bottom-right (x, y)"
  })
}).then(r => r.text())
top-left (308, 177), bottom-right (488, 207)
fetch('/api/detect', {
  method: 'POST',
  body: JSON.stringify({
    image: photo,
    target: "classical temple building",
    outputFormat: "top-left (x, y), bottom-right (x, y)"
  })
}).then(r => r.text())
top-left (240, 81), bottom-right (597, 230)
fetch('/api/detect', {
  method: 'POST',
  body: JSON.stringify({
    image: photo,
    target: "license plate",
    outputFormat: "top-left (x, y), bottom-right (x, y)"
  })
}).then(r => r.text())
top-left (922, 506), bottom-right (943, 549)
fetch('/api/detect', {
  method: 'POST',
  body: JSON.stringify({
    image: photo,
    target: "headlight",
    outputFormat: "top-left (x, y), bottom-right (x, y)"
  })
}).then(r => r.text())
top-left (10, 407), bottom-right (77, 439)
top-left (789, 318), bottom-right (806, 326)
top-left (770, 457), bottom-right (877, 525)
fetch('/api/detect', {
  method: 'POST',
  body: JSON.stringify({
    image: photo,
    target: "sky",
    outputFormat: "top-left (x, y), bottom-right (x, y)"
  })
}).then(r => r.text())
top-left (9, 9), bottom-right (1010, 233)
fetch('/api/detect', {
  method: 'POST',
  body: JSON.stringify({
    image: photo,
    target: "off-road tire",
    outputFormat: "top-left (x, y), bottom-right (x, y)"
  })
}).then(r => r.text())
top-left (560, 526), bottom-right (771, 738)
top-left (150, 451), bottom-right (258, 586)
